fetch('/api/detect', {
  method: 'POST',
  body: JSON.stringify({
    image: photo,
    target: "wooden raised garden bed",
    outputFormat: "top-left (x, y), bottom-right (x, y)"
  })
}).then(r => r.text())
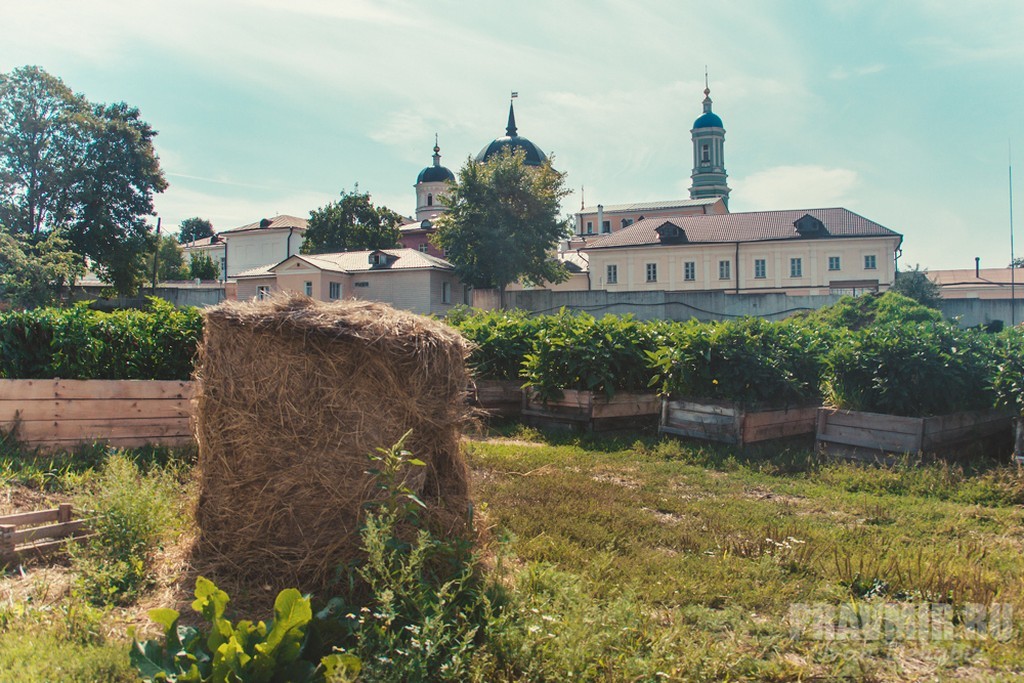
top-left (0, 379), bottom-right (194, 451)
top-left (522, 389), bottom-right (660, 432)
top-left (659, 399), bottom-right (819, 446)
top-left (471, 379), bottom-right (523, 418)
top-left (0, 504), bottom-right (91, 565)
top-left (816, 407), bottom-right (1014, 462)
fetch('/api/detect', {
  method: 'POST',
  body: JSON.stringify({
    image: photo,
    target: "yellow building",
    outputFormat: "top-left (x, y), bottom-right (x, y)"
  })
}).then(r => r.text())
top-left (583, 208), bottom-right (902, 295)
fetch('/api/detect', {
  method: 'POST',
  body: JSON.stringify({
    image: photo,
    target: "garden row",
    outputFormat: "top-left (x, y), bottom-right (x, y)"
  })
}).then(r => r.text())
top-left (449, 294), bottom-right (1024, 458)
top-left (3, 293), bottom-right (1023, 458)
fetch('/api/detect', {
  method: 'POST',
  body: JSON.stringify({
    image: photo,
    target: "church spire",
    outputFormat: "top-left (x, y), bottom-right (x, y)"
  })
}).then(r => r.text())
top-left (506, 99), bottom-right (518, 137)
top-left (432, 133), bottom-right (441, 167)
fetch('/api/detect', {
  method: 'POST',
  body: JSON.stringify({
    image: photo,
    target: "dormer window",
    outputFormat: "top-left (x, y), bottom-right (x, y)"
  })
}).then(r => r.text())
top-left (655, 221), bottom-right (688, 244)
top-left (794, 214), bottom-right (827, 237)
top-left (368, 251), bottom-right (394, 268)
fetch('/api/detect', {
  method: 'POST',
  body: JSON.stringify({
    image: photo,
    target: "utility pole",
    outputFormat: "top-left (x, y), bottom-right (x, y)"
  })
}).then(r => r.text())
top-left (151, 216), bottom-right (161, 294)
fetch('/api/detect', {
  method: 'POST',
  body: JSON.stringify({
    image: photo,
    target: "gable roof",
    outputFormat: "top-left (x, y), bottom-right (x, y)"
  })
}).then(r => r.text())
top-left (234, 248), bottom-right (454, 279)
top-left (221, 214), bottom-right (309, 235)
top-left (583, 207), bottom-right (900, 249)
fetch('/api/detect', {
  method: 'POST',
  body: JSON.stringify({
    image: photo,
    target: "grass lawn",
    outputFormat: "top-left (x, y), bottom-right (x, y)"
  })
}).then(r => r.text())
top-left (469, 424), bottom-right (1024, 681)
top-left (2, 426), bottom-right (1024, 681)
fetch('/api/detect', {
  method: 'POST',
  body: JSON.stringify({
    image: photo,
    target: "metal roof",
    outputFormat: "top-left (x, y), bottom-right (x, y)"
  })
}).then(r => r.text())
top-left (235, 249), bottom-right (454, 278)
top-left (579, 197), bottom-right (722, 214)
top-left (583, 207), bottom-right (900, 250)
top-left (221, 214), bottom-right (309, 234)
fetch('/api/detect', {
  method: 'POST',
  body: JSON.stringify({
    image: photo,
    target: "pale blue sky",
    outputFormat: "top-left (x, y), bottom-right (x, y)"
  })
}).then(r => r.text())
top-left (3, 0), bottom-right (1023, 270)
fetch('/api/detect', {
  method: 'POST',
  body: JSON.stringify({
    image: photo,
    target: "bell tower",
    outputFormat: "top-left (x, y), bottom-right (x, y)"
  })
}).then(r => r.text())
top-left (689, 74), bottom-right (731, 207)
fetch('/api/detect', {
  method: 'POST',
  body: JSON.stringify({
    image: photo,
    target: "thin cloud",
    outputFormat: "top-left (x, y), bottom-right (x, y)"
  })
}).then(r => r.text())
top-left (829, 64), bottom-right (887, 80)
top-left (731, 165), bottom-right (860, 211)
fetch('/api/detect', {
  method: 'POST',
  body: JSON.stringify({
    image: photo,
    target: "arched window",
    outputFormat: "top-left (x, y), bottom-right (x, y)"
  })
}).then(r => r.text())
top-left (701, 144), bottom-right (710, 163)
top-left (427, 194), bottom-right (433, 207)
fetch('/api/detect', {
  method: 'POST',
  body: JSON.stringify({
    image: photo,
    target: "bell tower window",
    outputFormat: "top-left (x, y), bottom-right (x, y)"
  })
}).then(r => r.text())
top-left (701, 144), bottom-right (710, 164)
top-left (427, 194), bottom-right (433, 207)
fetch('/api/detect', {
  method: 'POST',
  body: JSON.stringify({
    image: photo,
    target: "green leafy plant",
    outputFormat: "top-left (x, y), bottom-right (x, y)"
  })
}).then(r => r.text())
top-left (647, 316), bottom-right (829, 408)
top-left (0, 298), bottom-right (202, 380)
top-left (130, 577), bottom-right (360, 683)
top-left (450, 308), bottom-right (541, 382)
top-left (71, 452), bottom-right (184, 605)
top-left (522, 311), bottom-right (664, 400)
top-left (823, 319), bottom-right (997, 417)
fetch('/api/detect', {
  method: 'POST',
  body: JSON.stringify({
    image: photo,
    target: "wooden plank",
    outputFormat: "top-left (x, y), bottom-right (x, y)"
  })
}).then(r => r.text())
top-left (667, 409), bottom-right (734, 426)
top-left (475, 380), bottom-right (522, 403)
top-left (591, 393), bottom-right (660, 419)
top-left (13, 519), bottom-right (89, 545)
top-left (817, 423), bottom-right (920, 453)
top-left (823, 409), bottom-right (923, 435)
top-left (668, 399), bottom-right (737, 417)
top-left (660, 424), bottom-right (740, 444)
top-left (818, 440), bottom-right (899, 465)
top-left (742, 408), bottom-right (819, 443)
top-left (20, 435), bottom-right (194, 450)
top-left (0, 524), bottom-right (14, 557)
top-left (14, 534), bottom-right (93, 559)
top-left (0, 379), bottom-right (193, 401)
top-left (9, 418), bottom-right (190, 442)
top-left (0, 398), bottom-right (192, 422)
top-left (0, 509), bottom-right (60, 527)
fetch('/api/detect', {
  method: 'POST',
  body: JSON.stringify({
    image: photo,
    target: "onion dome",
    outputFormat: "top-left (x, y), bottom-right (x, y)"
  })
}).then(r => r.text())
top-left (693, 85), bottom-right (723, 129)
top-left (475, 100), bottom-right (547, 166)
top-left (417, 138), bottom-right (455, 183)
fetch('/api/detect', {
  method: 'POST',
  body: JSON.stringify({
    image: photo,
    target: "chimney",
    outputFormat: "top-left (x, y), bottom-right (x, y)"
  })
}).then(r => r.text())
top-left (597, 204), bottom-right (604, 234)
top-left (975, 257), bottom-right (980, 278)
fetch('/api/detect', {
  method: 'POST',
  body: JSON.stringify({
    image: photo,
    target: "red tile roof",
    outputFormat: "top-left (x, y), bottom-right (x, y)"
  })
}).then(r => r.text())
top-left (583, 207), bottom-right (900, 249)
top-left (234, 249), bottom-right (453, 278)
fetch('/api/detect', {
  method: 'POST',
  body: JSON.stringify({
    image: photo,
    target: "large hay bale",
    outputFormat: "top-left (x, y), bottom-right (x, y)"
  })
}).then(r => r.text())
top-left (192, 294), bottom-right (472, 589)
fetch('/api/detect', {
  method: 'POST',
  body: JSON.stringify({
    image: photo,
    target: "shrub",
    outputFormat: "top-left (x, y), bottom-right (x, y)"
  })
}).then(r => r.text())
top-left (71, 452), bottom-right (185, 605)
top-left (0, 298), bottom-right (202, 380)
top-left (823, 320), bottom-right (997, 417)
top-left (800, 291), bottom-right (942, 330)
top-left (451, 308), bottom-right (541, 382)
top-left (647, 317), bottom-right (829, 408)
top-left (992, 325), bottom-right (1024, 416)
top-left (522, 311), bottom-right (664, 400)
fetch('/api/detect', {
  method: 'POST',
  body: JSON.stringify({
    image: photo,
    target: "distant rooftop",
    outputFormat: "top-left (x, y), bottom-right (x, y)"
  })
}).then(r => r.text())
top-left (234, 248), bottom-right (453, 278)
top-left (221, 214), bottom-right (308, 234)
top-left (579, 197), bottom-right (723, 214)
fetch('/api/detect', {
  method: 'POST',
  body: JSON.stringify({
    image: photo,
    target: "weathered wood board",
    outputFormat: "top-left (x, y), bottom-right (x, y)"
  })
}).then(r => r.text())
top-left (472, 379), bottom-right (523, 417)
top-left (522, 389), bottom-right (660, 432)
top-left (815, 407), bottom-right (1013, 462)
top-left (0, 379), bottom-right (195, 450)
top-left (659, 398), bottom-right (819, 446)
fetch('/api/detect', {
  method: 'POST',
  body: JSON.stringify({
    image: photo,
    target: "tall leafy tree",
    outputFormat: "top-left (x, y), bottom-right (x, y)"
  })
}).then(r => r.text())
top-left (0, 229), bottom-right (83, 307)
top-left (148, 233), bottom-right (189, 282)
top-left (433, 147), bottom-right (572, 305)
top-left (188, 251), bottom-right (220, 280)
top-left (892, 264), bottom-right (941, 309)
top-left (0, 66), bottom-right (166, 295)
top-left (178, 216), bottom-right (214, 243)
top-left (301, 189), bottom-right (403, 254)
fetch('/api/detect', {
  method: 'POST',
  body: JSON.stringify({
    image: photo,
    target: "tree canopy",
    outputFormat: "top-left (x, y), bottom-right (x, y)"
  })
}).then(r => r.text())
top-left (0, 229), bottom-right (83, 308)
top-left (891, 264), bottom-right (941, 309)
top-left (178, 217), bottom-right (214, 244)
top-left (0, 66), bottom-right (166, 296)
top-left (301, 189), bottom-right (403, 254)
top-left (188, 251), bottom-right (220, 281)
top-left (148, 233), bottom-right (189, 283)
top-left (432, 147), bottom-right (572, 300)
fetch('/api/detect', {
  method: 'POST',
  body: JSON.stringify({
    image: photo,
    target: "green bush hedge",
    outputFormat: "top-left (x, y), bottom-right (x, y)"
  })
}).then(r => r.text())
top-left (449, 308), bottom-right (541, 382)
top-left (647, 317), bottom-right (831, 408)
top-left (0, 299), bottom-right (202, 381)
top-left (823, 320), bottom-right (997, 417)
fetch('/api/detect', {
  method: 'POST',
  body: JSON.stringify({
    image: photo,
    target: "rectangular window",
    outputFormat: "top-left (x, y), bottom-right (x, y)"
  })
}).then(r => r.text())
top-left (864, 254), bottom-right (877, 270)
top-left (621, 218), bottom-right (633, 228)
top-left (754, 259), bottom-right (766, 279)
top-left (790, 258), bottom-right (803, 278)
top-left (586, 221), bottom-right (593, 234)
top-left (418, 243), bottom-right (429, 253)
top-left (601, 220), bottom-right (611, 234)
top-left (256, 285), bottom-right (270, 300)
top-left (646, 263), bottom-right (657, 283)
top-left (442, 281), bottom-right (451, 304)
top-left (606, 264), bottom-right (618, 284)
top-left (828, 256), bottom-right (841, 271)
top-left (684, 261), bottom-right (696, 281)
top-left (718, 260), bottom-right (731, 280)
top-left (329, 282), bottom-right (341, 300)
top-left (304, 281), bottom-right (313, 296)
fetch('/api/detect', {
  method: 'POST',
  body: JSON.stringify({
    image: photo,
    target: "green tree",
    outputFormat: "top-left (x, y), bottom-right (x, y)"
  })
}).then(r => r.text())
top-left (188, 251), bottom-right (220, 280)
top-left (0, 229), bottom-right (83, 308)
top-left (0, 66), bottom-right (166, 295)
top-left (891, 264), bottom-right (941, 309)
top-left (178, 216), bottom-right (214, 243)
top-left (148, 233), bottom-right (189, 282)
top-left (301, 188), bottom-right (403, 254)
top-left (433, 147), bottom-right (572, 305)
top-left (1010, 256), bottom-right (1024, 268)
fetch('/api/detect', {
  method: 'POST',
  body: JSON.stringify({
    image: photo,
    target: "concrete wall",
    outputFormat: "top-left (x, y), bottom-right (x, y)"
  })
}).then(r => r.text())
top-left (938, 298), bottom-right (1024, 328)
top-left (75, 284), bottom-right (226, 309)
